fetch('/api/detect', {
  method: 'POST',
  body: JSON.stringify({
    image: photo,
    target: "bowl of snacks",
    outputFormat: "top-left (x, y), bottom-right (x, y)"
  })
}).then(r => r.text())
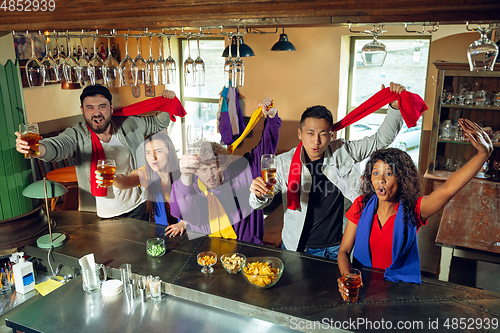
top-left (220, 253), bottom-right (246, 274)
top-left (241, 257), bottom-right (283, 289)
top-left (146, 237), bottom-right (166, 257)
top-left (197, 251), bottom-right (217, 274)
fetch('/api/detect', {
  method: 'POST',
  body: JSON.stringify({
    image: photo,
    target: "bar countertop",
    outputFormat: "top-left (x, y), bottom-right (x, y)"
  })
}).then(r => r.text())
top-left (5, 211), bottom-right (500, 332)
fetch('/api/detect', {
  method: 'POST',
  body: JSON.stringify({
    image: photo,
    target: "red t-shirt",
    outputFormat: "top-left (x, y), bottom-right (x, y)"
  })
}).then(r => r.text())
top-left (346, 195), bottom-right (427, 270)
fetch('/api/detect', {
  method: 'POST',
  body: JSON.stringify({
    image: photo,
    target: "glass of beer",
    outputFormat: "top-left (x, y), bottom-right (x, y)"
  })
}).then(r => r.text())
top-left (261, 154), bottom-right (277, 198)
top-left (97, 159), bottom-right (116, 187)
top-left (19, 122), bottom-right (40, 159)
top-left (341, 268), bottom-right (363, 303)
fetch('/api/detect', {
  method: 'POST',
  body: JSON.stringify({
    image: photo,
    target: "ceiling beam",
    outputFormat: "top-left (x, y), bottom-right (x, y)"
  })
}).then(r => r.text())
top-left (0, 0), bottom-right (499, 32)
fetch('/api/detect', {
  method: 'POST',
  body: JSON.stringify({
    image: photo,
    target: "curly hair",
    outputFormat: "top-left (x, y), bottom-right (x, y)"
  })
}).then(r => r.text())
top-left (198, 141), bottom-right (231, 171)
top-left (359, 148), bottom-right (422, 226)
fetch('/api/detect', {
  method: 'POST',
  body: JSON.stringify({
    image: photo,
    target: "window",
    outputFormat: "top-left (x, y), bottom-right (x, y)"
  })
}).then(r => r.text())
top-left (346, 36), bottom-right (430, 167)
top-left (165, 38), bottom-right (225, 157)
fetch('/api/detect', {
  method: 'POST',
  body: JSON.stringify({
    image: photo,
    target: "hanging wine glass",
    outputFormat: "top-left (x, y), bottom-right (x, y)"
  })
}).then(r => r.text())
top-left (76, 37), bottom-right (91, 86)
top-left (361, 34), bottom-right (387, 67)
top-left (63, 36), bottom-right (79, 84)
top-left (40, 35), bottom-right (59, 83)
top-left (145, 35), bottom-right (156, 86)
top-left (103, 36), bottom-right (120, 88)
top-left (119, 36), bottom-right (134, 87)
top-left (224, 35), bottom-right (236, 88)
top-left (165, 36), bottom-right (176, 85)
top-left (88, 36), bottom-right (104, 85)
top-left (53, 35), bottom-right (66, 82)
top-left (467, 26), bottom-right (499, 71)
top-left (155, 36), bottom-right (166, 85)
top-left (184, 36), bottom-right (195, 87)
top-left (25, 33), bottom-right (45, 87)
top-left (234, 36), bottom-right (245, 87)
top-left (194, 37), bottom-right (205, 86)
top-left (132, 36), bottom-right (147, 86)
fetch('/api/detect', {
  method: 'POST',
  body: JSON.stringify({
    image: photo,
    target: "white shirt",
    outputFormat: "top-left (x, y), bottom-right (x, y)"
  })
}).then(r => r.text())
top-left (96, 133), bottom-right (145, 218)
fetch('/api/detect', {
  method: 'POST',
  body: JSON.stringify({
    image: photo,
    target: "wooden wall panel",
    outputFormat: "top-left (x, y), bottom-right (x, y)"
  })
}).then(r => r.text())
top-left (0, 0), bottom-right (499, 31)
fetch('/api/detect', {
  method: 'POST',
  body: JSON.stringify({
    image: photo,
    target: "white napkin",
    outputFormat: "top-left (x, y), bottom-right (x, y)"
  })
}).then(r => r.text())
top-left (78, 253), bottom-right (95, 270)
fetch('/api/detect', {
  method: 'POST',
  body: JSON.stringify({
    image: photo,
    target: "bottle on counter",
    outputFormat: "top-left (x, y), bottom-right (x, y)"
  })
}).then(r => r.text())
top-left (77, 46), bottom-right (82, 59)
top-left (12, 257), bottom-right (35, 294)
top-left (84, 47), bottom-right (89, 60)
top-left (60, 45), bottom-right (65, 57)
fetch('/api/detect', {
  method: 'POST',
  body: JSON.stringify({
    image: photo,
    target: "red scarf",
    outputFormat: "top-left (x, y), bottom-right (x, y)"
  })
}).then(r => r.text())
top-left (286, 88), bottom-right (428, 210)
top-left (89, 96), bottom-right (186, 196)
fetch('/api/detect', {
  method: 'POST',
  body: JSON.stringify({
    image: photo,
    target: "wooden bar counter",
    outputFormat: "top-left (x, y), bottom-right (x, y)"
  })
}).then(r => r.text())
top-left (5, 211), bottom-right (500, 332)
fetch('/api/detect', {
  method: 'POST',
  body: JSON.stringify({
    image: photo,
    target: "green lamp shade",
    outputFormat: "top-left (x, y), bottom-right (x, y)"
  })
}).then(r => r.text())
top-left (222, 36), bottom-right (255, 58)
top-left (22, 179), bottom-right (68, 248)
top-left (22, 179), bottom-right (68, 199)
top-left (271, 33), bottom-right (296, 51)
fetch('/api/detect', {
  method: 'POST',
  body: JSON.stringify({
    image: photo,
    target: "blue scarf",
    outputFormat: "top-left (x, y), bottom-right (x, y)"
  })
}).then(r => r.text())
top-left (353, 195), bottom-right (421, 284)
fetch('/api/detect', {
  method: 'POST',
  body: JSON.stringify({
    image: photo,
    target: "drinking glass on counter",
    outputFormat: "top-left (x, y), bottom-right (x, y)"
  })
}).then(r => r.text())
top-left (82, 263), bottom-right (107, 294)
top-left (96, 159), bottom-right (116, 187)
top-left (340, 268), bottom-right (363, 303)
top-left (149, 276), bottom-right (162, 302)
top-left (19, 122), bottom-right (40, 159)
top-left (261, 154), bottom-right (277, 198)
top-left (187, 125), bottom-right (203, 155)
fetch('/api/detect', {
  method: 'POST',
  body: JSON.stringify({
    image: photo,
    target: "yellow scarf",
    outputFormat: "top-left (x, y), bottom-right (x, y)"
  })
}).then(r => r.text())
top-left (197, 178), bottom-right (237, 239)
top-left (227, 102), bottom-right (274, 154)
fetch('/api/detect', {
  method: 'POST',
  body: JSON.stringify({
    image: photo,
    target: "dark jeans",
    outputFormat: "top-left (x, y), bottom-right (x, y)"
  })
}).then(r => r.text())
top-left (282, 243), bottom-right (340, 260)
top-left (119, 202), bottom-right (149, 221)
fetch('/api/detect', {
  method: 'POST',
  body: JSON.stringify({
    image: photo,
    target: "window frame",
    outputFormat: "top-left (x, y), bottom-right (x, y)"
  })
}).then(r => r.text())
top-left (345, 35), bottom-right (431, 141)
top-left (175, 36), bottom-right (225, 153)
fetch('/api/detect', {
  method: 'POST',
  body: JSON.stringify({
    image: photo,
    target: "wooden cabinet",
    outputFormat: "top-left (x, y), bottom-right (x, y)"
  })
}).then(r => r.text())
top-left (426, 61), bottom-right (500, 179)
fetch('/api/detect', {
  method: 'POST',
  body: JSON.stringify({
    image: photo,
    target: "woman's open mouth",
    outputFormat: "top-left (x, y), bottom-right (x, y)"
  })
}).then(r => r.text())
top-left (377, 187), bottom-right (387, 196)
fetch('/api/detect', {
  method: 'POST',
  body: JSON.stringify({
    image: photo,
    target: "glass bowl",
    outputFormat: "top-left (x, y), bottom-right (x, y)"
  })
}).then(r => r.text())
top-left (146, 237), bottom-right (166, 257)
top-left (241, 257), bottom-right (284, 289)
top-left (197, 251), bottom-right (217, 274)
top-left (220, 253), bottom-right (246, 274)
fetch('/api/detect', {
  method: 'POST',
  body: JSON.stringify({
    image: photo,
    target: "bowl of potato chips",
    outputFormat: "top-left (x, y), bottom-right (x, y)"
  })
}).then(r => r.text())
top-left (221, 253), bottom-right (246, 274)
top-left (241, 257), bottom-right (283, 289)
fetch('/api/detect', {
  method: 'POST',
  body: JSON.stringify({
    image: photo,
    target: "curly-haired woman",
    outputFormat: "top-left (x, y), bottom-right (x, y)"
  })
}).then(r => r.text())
top-left (337, 118), bottom-right (493, 287)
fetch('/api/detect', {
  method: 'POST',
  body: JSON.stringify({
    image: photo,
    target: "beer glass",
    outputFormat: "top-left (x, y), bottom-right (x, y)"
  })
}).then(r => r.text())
top-left (341, 268), bottom-right (363, 303)
top-left (149, 276), bottom-right (162, 302)
top-left (260, 154), bottom-right (277, 198)
top-left (97, 159), bottom-right (116, 187)
top-left (19, 122), bottom-right (40, 159)
top-left (187, 125), bottom-right (203, 155)
top-left (82, 263), bottom-right (107, 294)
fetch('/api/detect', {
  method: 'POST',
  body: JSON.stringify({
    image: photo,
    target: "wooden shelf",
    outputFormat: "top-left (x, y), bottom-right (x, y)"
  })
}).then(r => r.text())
top-left (441, 104), bottom-right (500, 111)
top-left (437, 140), bottom-right (500, 148)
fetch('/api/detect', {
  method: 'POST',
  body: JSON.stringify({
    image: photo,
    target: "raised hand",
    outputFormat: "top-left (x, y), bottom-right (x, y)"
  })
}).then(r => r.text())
top-left (381, 82), bottom-right (406, 109)
top-left (259, 97), bottom-right (277, 118)
top-left (458, 118), bottom-right (493, 156)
